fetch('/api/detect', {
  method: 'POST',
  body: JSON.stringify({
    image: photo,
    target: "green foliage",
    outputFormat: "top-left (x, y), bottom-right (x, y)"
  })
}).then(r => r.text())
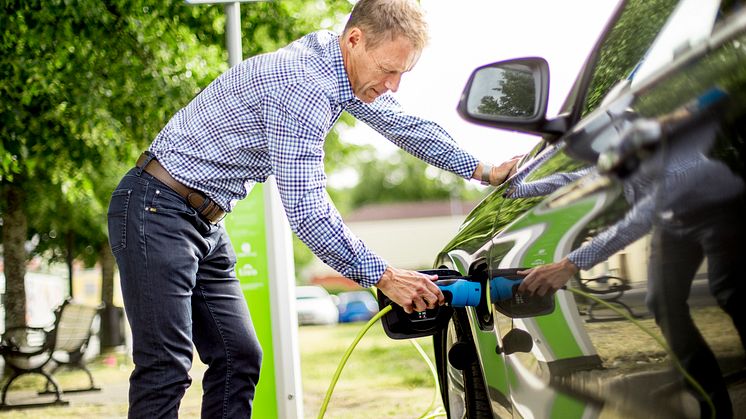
top-left (347, 148), bottom-right (484, 209)
top-left (0, 0), bottom-right (353, 270)
top-left (477, 69), bottom-right (536, 117)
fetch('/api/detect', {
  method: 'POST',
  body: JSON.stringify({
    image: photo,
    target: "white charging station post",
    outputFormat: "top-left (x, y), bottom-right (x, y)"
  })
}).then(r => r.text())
top-left (184, 2), bottom-right (303, 418)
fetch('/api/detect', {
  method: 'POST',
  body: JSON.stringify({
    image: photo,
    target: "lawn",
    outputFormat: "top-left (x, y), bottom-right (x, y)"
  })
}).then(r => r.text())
top-left (300, 322), bottom-right (442, 419)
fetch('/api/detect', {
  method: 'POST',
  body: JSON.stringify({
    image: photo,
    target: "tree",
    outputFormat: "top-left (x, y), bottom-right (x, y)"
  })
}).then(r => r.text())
top-left (347, 148), bottom-right (484, 208)
top-left (1, 0), bottom-right (353, 331)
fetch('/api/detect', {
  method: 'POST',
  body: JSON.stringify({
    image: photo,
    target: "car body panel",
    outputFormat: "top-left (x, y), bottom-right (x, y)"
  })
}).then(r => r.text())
top-left (336, 290), bottom-right (379, 323)
top-left (295, 286), bottom-right (339, 326)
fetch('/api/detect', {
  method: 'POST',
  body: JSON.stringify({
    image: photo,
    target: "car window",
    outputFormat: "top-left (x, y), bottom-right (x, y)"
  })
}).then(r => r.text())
top-left (581, 0), bottom-right (678, 117)
top-left (631, 0), bottom-right (720, 83)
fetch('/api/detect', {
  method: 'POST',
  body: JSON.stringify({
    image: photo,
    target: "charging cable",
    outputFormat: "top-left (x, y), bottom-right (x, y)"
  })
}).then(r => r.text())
top-left (565, 286), bottom-right (715, 419)
top-left (316, 303), bottom-right (447, 419)
top-left (411, 338), bottom-right (446, 419)
top-left (317, 305), bottom-right (392, 419)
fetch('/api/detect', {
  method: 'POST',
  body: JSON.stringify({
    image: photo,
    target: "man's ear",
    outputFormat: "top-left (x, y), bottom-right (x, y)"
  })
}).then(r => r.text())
top-left (345, 27), bottom-right (364, 50)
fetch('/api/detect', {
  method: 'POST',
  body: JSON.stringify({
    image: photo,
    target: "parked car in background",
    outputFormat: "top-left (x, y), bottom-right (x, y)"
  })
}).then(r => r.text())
top-left (295, 286), bottom-right (339, 326)
top-left (380, 0), bottom-right (746, 417)
top-left (336, 291), bottom-right (379, 323)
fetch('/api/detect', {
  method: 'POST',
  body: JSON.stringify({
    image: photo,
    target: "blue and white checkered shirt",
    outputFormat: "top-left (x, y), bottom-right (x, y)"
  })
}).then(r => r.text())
top-left (149, 30), bottom-right (479, 286)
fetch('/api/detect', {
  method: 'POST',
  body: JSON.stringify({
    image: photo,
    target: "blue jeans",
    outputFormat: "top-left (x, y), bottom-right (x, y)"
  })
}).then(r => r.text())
top-left (107, 167), bottom-right (262, 418)
top-left (646, 199), bottom-right (746, 419)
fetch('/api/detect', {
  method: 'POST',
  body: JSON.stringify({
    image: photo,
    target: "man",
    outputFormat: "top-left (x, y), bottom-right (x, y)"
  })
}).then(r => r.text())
top-left (107, 0), bottom-right (519, 417)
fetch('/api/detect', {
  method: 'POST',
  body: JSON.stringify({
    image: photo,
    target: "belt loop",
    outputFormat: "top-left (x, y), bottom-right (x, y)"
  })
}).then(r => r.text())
top-left (137, 151), bottom-right (156, 176)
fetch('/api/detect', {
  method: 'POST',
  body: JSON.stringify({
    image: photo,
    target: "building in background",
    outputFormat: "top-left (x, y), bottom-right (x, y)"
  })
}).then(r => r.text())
top-left (302, 199), bottom-right (479, 291)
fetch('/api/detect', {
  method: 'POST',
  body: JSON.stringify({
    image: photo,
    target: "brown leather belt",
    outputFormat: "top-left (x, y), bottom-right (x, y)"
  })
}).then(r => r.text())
top-left (136, 152), bottom-right (226, 224)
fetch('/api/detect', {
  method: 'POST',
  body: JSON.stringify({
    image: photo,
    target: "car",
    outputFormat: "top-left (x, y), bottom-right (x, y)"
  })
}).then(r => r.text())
top-left (378, 1), bottom-right (746, 418)
top-left (336, 291), bottom-right (379, 323)
top-left (295, 285), bottom-right (339, 326)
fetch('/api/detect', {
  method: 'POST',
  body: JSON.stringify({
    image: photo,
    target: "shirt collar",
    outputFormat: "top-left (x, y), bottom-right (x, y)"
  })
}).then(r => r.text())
top-left (329, 35), bottom-right (356, 105)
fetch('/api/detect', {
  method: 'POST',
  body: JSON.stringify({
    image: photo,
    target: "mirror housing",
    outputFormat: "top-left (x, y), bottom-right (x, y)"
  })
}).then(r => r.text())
top-left (457, 57), bottom-right (551, 135)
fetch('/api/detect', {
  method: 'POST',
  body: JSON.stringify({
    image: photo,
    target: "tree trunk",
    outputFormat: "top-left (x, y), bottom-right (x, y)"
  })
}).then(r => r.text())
top-left (99, 242), bottom-right (123, 349)
top-left (66, 229), bottom-right (74, 297)
top-left (100, 243), bottom-right (115, 307)
top-left (2, 184), bottom-right (28, 329)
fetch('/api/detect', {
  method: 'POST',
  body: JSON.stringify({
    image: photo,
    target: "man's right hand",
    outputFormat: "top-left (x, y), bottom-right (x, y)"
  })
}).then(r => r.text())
top-left (376, 266), bottom-right (445, 314)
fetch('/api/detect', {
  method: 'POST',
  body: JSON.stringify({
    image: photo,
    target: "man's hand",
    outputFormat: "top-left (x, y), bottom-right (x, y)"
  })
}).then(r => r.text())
top-left (474, 155), bottom-right (523, 186)
top-left (517, 258), bottom-right (579, 297)
top-left (495, 155), bottom-right (522, 184)
top-left (376, 266), bottom-right (445, 314)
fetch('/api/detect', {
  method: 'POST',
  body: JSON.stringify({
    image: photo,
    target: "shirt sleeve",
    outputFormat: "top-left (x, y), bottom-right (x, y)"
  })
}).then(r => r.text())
top-left (567, 189), bottom-right (655, 270)
top-left (345, 94), bottom-right (479, 179)
top-left (262, 84), bottom-right (387, 287)
top-left (510, 167), bottom-right (594, 198)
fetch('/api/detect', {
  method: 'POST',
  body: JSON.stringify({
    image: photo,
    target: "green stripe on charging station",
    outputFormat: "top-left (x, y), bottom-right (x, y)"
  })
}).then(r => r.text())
top-left (224, 185), bottom-right (278, 418)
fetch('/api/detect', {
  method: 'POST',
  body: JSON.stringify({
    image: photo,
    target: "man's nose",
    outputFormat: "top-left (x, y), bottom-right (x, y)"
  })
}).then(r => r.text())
top-left (384, 73), bottom-right (402, 93)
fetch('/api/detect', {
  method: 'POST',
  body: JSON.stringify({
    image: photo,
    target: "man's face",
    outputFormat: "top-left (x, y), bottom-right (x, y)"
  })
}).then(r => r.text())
top-left (342, 28), bottom-right (421, 103)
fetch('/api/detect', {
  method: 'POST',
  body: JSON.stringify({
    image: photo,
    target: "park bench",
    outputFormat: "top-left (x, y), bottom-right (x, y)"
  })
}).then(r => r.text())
top-left (0, 298), bottom-right (101, 409)
top-left (576, 274), bottom-right (638, 322)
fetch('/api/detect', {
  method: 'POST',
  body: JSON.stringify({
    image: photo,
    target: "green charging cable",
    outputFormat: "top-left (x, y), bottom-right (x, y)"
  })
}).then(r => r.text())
top-left (565, 286), bottom-right (716, 419)
top-left (317, 305), bottom-right (392, 419)
top-left (410, 338), bottom-right (446, 419)
top-left (317, 303), bottom-right (447, 419)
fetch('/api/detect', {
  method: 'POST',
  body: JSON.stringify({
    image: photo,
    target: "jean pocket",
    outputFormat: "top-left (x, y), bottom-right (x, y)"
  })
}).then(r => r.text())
top-left (107, 189), bottom-right (131, 254)
top-left (150, 185), bottom-right (195, 215)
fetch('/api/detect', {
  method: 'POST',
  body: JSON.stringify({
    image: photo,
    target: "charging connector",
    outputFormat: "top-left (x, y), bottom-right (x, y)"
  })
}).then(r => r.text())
top-left (435, 279), bottom-right (481, 307)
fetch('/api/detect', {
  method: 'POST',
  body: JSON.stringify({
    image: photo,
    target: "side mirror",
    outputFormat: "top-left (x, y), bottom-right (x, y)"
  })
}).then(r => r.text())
top-left (457, 57), bottom-right (550, 134)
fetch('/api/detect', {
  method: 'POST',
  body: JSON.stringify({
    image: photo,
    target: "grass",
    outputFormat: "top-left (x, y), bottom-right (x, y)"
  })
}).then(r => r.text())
top-left (0, 306), bottom-right (741, 418)
top-left (300, 323), bottom-right (442, 419)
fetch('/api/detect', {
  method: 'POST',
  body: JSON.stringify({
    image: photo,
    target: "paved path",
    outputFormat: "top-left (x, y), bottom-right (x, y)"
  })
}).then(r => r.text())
top-left (0, 361), bottom-right (207, 418)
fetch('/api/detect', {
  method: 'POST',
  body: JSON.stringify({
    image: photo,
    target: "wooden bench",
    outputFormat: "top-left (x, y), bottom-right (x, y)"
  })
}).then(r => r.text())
top-left (0, 298), bottom-right (101, 409)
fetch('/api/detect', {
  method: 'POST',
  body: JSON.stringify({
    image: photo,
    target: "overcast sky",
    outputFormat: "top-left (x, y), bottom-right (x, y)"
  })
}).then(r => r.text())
top-left (333, 0), bottom-right (619, 186)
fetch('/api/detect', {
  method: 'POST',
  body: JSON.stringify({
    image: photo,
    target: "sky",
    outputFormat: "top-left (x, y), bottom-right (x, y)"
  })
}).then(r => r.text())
top-left (333, 0), bottom-right (619, 186)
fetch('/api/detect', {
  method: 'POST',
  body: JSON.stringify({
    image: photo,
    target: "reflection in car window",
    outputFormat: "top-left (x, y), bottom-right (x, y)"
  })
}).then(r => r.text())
top-left (472, 66), bottom-right (537, 117)
top-left (581, 0), bottom-right (677, 116)
top-left (632, 0), bottom-right (720, 83)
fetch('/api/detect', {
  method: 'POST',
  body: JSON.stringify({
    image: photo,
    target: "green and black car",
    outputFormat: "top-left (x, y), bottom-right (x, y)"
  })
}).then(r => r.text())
top-left (384, 0), bottom-right (746, 417)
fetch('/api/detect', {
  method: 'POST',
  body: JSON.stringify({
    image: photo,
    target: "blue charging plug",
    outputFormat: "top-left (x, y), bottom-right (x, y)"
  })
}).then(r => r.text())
top-left (435, 279), bottom-right (481, 307)
top-left (491, 276), bottom-right (522, 301)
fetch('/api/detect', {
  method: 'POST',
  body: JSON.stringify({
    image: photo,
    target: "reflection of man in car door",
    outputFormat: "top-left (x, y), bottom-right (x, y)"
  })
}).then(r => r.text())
top-left (509, 113), bottom-right (745, 418)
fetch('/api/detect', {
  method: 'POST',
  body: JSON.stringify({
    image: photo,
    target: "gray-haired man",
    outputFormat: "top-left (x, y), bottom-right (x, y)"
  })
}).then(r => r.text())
top-left (108, 0), bottom-right (518, 416)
